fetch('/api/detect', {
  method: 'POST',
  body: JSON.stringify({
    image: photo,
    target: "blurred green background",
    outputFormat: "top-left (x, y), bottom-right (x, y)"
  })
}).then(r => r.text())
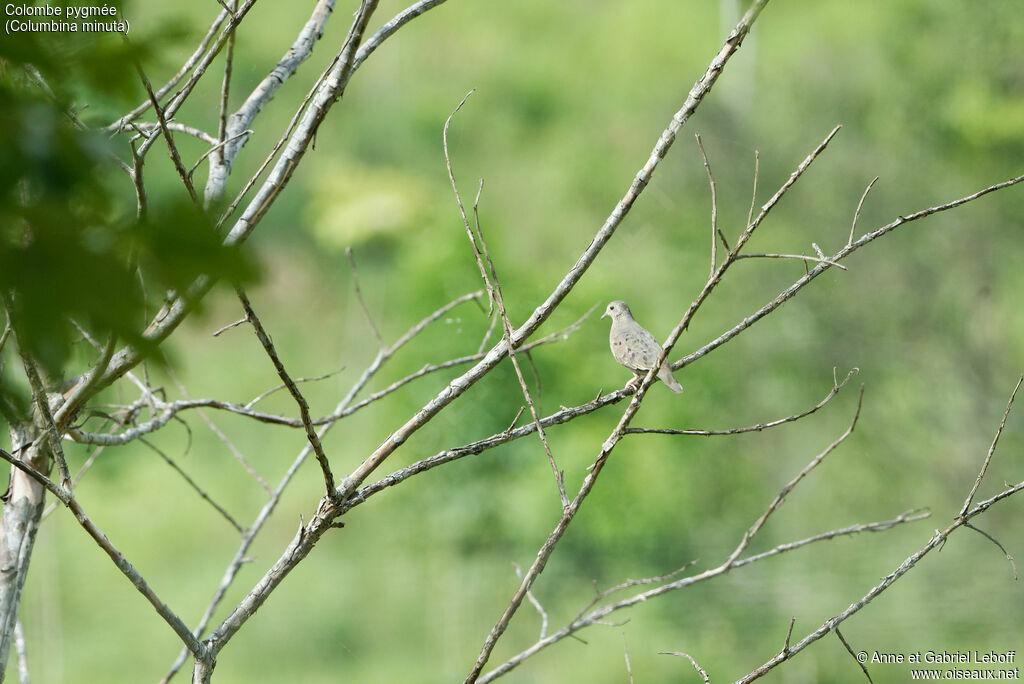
top-left (4, 0), bottom-right (1024, 682)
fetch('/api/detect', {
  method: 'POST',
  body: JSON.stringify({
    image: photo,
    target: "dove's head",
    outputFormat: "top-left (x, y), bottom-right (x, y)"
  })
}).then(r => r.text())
top-left (601, 300), bottom-right (632, 322)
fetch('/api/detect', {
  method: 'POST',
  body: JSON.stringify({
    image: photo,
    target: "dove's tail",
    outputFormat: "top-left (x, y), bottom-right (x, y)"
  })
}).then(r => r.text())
top-left (658, 365), bottom-right (684, 394)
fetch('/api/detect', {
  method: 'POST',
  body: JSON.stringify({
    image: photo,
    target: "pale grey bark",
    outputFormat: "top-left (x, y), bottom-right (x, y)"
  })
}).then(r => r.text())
top-left (0, 432), bottom-right (46, 677)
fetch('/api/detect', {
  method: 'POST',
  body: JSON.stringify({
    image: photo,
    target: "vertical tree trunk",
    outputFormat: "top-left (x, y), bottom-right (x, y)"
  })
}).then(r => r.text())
top-left (0, 424), bottom-right (48, 676)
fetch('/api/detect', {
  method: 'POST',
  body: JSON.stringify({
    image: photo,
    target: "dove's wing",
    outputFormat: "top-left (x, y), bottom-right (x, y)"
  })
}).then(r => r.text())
top-left (611, 321), bottom-right (663, 372)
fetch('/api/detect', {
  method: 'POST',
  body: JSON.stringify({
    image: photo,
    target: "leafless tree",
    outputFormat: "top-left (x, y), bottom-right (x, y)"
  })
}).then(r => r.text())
top-left (1, 1), bottom-right (1021, 682)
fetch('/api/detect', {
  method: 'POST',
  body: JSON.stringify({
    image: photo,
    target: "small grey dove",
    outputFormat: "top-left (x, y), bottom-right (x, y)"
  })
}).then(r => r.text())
top-left (601, 300), bottom-right (683, 393)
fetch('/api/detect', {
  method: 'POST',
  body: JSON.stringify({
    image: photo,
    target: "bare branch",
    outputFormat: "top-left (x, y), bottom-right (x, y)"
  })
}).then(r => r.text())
top-left (477, 508), bottom-right (928, 683)
top-left (724, 388), bottom-right (863, 566)
top-left (625, 368), bottom-right (857, 437)
top-left (204, 0), bottom-right (337, 204)
top-left (107, 10), bottom-right (233, 130)
top-left (571, 561), bottom-right (698, 624)
top-left (213, 1), bottom-right (456, 226)
top-left (223, 0), bottom-right (380, 244)
top-left (733, 251), bottom-right (847, 270)
top-left (0, 447), bottom-right (208, 662)
top-left (67, 398), bottom-right (297, 446)
top-left (470, 122), bottom-right (850, 680)
top-left (672, 172), bottom-right (1024, 374)
top-left (130, 121), bottom-right (219, 145)
top-left (340, 4), bottom-right (775, 593)
top-left (733, 125), bottom-right (841, 255)
top-left (735, 378), bottom-right (1024, 683)
top-left (53, 334), bottom-right (117, 430)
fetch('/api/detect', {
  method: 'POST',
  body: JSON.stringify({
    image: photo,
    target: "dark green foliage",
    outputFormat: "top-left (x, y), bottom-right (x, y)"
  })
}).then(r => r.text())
top-left (0, 23), bottom-right (255, 379)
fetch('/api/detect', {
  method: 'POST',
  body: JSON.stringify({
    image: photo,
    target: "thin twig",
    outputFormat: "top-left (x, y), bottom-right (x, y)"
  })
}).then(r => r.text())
top-left (849, 176), bottom-right (879, 246)
top-left (660, 652), bottom-right (710, 683)
top-left (783, 617), bottom-right (796, 654)
top-left (132, 57), bottom-right (198, 203)
top-left (218, 0), bottom-right (235, 143)
top-left (735, 379), bottom-right (1024, 683)
top-left (140, 438), bottom-right (244, 533)
top-left (959, 375), bottom-right (1022, 517)
top-left (132, 0), bottom-right (262, 162)
top-left (238, 290), bottom-right (336, 498)
top-left (346, 248), bottom-right (384, 348)
top-left (747, 150), bottom-right (760, 229)
top-left (733, 252), bottom-right (847, 270)
top-left (462, 177), bottom-right (569, 508)
top-left (166, 368), bottom-right (272, 494)
top-left (8, 299), bottom-right (73, 491)
top-left (514, 563), bottom-right (549, 640)
top-left (962, 522), bottom-right (1018, 580)
top-left (623, 634), bottom-right (635, 684)
top-left (444, 90), bottom-right (494, 315)
top-left (212, 317), bottom-right (247, 336)
top-left (695, 133), bottom-right (718, 277)
top-left (188, 129), bottom-right (253, 180)
top-left (130, 122), bottom-right (220, 145)
top-left (725, 388), bottom-right (863, 566)
top-left (833, 627), bottom-right (874, 683)
top-left (672, 173), bottom-right (1024, 376)
top-left (246, 365), bottom-right (347, 409)
top-left (572, 561), bottom-right (698, 624)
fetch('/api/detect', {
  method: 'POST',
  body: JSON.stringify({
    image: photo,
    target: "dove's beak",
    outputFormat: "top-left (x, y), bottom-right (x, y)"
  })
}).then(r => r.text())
top-left (600, 311), bottom-right (607, 320)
